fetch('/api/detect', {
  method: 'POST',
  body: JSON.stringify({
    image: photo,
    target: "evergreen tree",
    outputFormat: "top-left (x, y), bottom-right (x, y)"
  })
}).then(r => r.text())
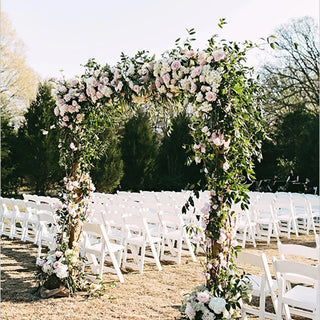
top-left (120, 111), bottom-right (159, 191)
top-left (17, 82), bottom-right (63, 195)
top-left (1, 111), bottom-right (19, 196)
top-left (157, 114), bottom-right (204, 191)
top-left (90, 127), bottom-right (124, 193)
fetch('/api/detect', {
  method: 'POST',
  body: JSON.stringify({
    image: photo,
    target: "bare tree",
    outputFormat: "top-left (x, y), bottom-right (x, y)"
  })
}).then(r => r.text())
top-left (0, 12), bottom-right (38, 124)
top-left (259, 16), bottom-right (319, 125)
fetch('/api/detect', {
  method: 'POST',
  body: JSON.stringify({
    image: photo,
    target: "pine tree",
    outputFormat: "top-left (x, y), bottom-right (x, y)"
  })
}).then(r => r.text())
top-left (157, 113), bottom-right (204, 191)
top-left (120, 111), bottom-right (159, 191)
top-left (17, 82), bottom-right (63, 195)
top-left (90, 127), bottom-right (124, 193)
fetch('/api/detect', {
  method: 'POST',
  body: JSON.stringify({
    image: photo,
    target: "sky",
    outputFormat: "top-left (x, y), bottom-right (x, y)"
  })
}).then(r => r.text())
top-left (2, 0), bottom-right (319, 79)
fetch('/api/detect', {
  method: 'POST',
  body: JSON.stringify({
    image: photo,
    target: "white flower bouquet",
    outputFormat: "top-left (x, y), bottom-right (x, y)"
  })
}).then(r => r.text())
top-left (182, 276), bottom-right (252, 320)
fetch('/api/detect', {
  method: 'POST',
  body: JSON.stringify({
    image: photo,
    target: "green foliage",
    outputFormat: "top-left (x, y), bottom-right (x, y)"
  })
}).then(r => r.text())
top-left (90, 127), bottom-right (123, 193)
top-left (1, 112), bottom-right (20, 196)
top-left (275, 107), bottom-right (319, 186)
top-left (120, 111), bottom-right (159, 191)
top-left (17, 82), bottom-right (64, 195)
top-left (157, 113), bottom-right (204, 191)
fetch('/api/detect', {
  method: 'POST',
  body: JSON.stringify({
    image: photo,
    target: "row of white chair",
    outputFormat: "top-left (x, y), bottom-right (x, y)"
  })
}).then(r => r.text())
top-left (233, 192), bottom-right (320, 248)
top-left (0, 197), bottom-right (59, 258)
top-left (237, 238), bottom-right (320, 320)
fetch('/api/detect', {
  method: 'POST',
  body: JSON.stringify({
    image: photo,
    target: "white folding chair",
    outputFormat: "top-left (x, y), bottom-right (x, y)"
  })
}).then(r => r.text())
top-left (273, 196), bottom-right (298, 238)
top-left (278, 241), bottom-right (320, 263)
top-left (81, 222), bottom-right (124, 283)
top-left (36, 204), bottom-right (59, 258)
top-left (24, 201), bottom-right (41, 243)
top-left (304, 194), bottom-right (320, 232)
top-left (233, 201), bottom-right (256, 248)
top-left (11, 199), bottom-right (29, 240)
top-left (273, 258), bottom-right (320, 320)
top-left (236, 251), bottom-right (277, 320)
top-left (291, 193), bottom-right (315, 234)
top-left (252, 200), bottom-right (280, 244)
top-left (122, 213), bottom-right (162, 274)
top-left (0, 198), bottom-right (16, 238)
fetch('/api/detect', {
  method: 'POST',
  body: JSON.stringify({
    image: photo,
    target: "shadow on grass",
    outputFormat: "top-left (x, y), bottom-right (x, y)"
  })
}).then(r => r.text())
top-left (1, 236), bottom-right (40, 302)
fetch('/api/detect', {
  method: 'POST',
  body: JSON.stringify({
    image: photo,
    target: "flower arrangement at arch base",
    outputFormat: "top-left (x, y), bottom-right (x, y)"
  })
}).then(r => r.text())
top-left (35, 244), bottom-right (85, 298)
top-left (181, 266), bottom-right (253, 320)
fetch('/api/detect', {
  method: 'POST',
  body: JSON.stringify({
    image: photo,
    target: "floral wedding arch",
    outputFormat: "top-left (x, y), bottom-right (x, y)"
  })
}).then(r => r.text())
top-left (37, 24), bottom-right (264, 318)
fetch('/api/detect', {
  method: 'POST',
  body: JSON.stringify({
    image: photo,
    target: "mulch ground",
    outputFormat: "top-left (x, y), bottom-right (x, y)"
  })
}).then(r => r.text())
top-left (1, 233), bottom-right (317, 320)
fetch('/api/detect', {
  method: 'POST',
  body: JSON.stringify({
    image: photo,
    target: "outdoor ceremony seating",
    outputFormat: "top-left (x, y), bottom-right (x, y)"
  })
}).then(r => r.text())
top-left (236, 251), bottom-right (277, 320)
top-left (233, 201), bottom-right (257, 248)
top-left (272, 258), bottom-right (320, 319)
top-left (0, 197), bottom-right (16, 238)
top-left (36, 204), bottom-right (59, 259)
top-left (81, 222), bottom-right (124, 283)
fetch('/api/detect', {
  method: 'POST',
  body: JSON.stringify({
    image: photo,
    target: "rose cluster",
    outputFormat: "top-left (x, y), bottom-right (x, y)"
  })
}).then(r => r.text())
top-left (36, 251), bottom-right (69, 280)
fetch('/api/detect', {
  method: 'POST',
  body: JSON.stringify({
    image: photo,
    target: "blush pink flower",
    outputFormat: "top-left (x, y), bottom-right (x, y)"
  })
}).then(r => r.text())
top-left (213, 50), bottom-right (225, 61)
top-left (76, 113), bottom-right (83, 123)
top-left (197, 291), bottom-right (210, 303)
top-left (185, 303), bottom-right (196, 319)
top-left (190, 82), bottom-right (197, 93)
top-left (54, 107), bottom-right (60, 116)
top-left (155, 77), bottom-right (162, 88)
top-left (191, 67), bottom-right (202, 78)
top-left (68, 105), bottom-right (76, 113)
top-left (53, 261), bottom-right (62, 269)
top-left (205, 91), bottom-right (217, 102)
top-left (171, 60), bottom-right (181, 71)
top-left (162, 73), bottom-right (171, 86)
top-left (186, 50), bottom-right (195, 58)
top-left (62, 116), bottom-right (69, 122)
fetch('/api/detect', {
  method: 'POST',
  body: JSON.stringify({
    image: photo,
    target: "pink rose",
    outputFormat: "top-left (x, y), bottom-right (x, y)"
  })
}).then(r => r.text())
top-left (68, 105), bottom-right (76, 113)
top-left (54, 107), bottom-right (60, 116)
top-left (64, 93), bottom-right (72, 102)
top-left (155, 77), bottom-right (162, 88)
top-left (96, 91), bottom-right (103, 99)
top-left (191, 67), bottom-right (202, 78)
top-left (186, 50), bottom-right (195, 58)
top-left (197, 291), bottom-right (210, 303)
top-left (53, 261), bottom-right (62, 269)
top-left (58, 85), bottom-right (67, 93)
top-left (76, 113), bottom-right (83, 123)
top-left (213, 50), bottom-right (225, 61)
top-left (205, 91), bottom-right (217, 102)
top-left (185, 304), bottom-right (196, 319)
top-left (37, 259), bottom-right (46, 267)
top-left (78, 93), bottom-right (87, 102)
top-left (162, 73), bottom-right (171, 86)
top-left (101, 76), bottom-right (109, 85)
top-left (190, 83), bottom-right (197, 93)
top-left (62, 116), bottom-right (69, 122)
top-left (171, 60), bottom-right (181, 71)
top-left (61, 121), bottom-right (67, 127)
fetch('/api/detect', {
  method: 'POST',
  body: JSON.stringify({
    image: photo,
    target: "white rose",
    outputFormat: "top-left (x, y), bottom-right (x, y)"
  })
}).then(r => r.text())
top-left (209, 297), bottom-right (226, 314)
top-left (42, 261), bottom-right (53, 274)
top-left (55, 264), bottom-right (69, 279)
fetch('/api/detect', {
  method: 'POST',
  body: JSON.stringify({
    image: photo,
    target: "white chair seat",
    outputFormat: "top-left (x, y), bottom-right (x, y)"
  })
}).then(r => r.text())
top-left (283, 285), bottom-right (316, 310)
top-left (247, 274), bottom-right (277, 295)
